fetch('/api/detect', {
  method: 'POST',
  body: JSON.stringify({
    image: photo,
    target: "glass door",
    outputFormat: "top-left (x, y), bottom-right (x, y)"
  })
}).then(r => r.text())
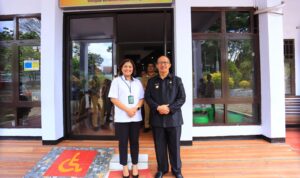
top-left (67, 16), bottom-right (115, 137)
top-left (69, 41), bottom-right (114, 136)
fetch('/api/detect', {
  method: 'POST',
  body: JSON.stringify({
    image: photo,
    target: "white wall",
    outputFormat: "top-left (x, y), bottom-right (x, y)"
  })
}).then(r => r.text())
top-left (40, 0), bottom-right (64, 141)
top-left (258, 0), bottom-right (285, 139)
top-left (190, 0), bottom-right (254, 7)
top-left (283, 0), bottom-right (300, 95)
top-left (193, 126), bottom-right (262, 137)
top-left (0, 0), bottom-right (40, 14)
top-left (0, 129), bottom-right (41, 136)
top-left (174, 0), bottom-right (193, 141)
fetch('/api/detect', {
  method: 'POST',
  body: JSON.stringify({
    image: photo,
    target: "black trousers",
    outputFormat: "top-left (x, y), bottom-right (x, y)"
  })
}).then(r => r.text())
top-left (115, 122), bottom-right (141, 166)
top-left (152, 126), bottom-right (182, 174)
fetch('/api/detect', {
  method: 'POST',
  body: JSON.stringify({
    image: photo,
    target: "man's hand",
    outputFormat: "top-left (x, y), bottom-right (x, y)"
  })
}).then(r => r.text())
top-left (157, 104), bottom-right (170, 115)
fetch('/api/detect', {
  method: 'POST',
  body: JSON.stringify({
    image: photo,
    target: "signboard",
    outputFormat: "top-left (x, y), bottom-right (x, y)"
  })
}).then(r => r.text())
top-left (24, 60), bottom-right (39, 71)
top-left (60, 0), bottom-right (172, 8)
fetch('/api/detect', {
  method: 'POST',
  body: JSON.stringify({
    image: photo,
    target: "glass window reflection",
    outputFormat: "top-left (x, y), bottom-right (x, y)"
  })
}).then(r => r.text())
top-left (226, 11), bottom-right (250, 33)
top-left (19, 46), bottom-right (41, 101)
top-left (192, 12), bottom-right (221, 33)
top-left (193, 104), bottom-right (224, 125)
top-left (227, 104), bottom-right (258, 124)
top-left (0, 20), bottom-right (14, 40)
top-left (19, 17), bottom-right (41, 40)
top-left (227, 40), bottom-right (254, 98)
top-left (70, 41), bottom-right (114, 136)
top-left (193, 40), bottom-right (221, 99)
top-left (0, 107), bottom-right (15, 128)
top-left (0, 46), bottom-right (13, 102)
top-left (17, 107), bottom-right (41, 128)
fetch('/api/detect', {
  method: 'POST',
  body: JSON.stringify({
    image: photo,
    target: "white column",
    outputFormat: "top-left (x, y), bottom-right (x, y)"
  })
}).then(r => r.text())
top-left (259, 0), bottom-right (286, 140)
top-left (174, 0), bottom-right (193, 142)
top-left (41, 0), bottom-right (64, 141)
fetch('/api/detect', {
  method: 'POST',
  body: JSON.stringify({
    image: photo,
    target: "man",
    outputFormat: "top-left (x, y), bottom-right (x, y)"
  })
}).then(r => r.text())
top-left (145, 56), bottom-right (186, 178)
top-left (141, 62), bottom-right (156, 132)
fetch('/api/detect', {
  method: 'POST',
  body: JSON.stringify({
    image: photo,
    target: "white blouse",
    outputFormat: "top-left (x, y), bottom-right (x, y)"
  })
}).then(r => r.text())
top-left (108, 75), bottom-right (144, 123)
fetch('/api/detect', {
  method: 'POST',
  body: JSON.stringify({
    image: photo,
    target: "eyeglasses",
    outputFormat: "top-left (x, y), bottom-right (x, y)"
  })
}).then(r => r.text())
top-left (157, 62), bottom-right (170, 65)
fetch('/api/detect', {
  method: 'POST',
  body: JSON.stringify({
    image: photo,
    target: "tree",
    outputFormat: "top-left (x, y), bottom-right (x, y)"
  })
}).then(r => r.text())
top-left (0, 27), bottom-right (14, 40)
top-left (19, 18), bottom-right (40, 40)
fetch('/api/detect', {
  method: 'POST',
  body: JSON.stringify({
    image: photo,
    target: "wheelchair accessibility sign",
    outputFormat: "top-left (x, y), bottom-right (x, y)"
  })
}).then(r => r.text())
top-left (43, 150), bottom-right (98, 177)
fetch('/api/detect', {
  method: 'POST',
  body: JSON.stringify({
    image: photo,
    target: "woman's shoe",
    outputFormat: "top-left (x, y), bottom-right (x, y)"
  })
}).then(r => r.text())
top-left (123, 166), bottom-right (129, 178)
top-left (132, 165), bottom-right (139, 178)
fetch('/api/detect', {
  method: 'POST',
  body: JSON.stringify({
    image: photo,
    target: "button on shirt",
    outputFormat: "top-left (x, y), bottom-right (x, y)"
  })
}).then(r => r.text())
top-left (108, 76), bottom-right (144, 123)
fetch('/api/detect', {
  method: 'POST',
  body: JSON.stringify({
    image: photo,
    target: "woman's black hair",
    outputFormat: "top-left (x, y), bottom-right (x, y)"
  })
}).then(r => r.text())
top-left (118, 58), bottom-right (136, 76)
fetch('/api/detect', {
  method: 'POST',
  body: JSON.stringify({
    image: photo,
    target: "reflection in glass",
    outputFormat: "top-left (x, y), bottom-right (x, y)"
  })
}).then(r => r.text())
top-left (19, 18), bottom-right (41, 40)
top-left (0, 20), bottom-right (14, 40)
top-left (19, 46), bottom-right (41, 101)
top-left (0, 46), bottom-right (13, 102)
top-left (192, 12), bottom-right (221, 33)
top-left (193, 104), bottom-right (224, 125)
top-left (193, 40), bottom-right (221, 98)
top-left (226, 11), bottom-right (250, 33)
top-left (0, 107), bottom-right (15, 128)
top-left (70, 41), bottom-right (114, 136)
top-left (284, 40), bottom-right (294, 95)
top-left (284, 62), bottom-right (291, 94)
top-left (227, 104), bottom-right (258, 124)
top-left (17, 107), bottom-right (41, 127)
top-left (227, 40), bottom-right (254, 97)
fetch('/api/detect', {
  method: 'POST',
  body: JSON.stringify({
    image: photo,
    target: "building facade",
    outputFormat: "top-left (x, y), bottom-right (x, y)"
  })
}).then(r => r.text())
top-left (0, 0), bottom-right (299, 144)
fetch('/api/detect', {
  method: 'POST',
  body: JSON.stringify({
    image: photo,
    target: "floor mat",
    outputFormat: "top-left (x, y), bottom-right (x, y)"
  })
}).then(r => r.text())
top-left (24, 147), bottom-right (114, 178)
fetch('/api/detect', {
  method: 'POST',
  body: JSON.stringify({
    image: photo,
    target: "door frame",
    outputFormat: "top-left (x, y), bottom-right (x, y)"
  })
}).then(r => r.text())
top-left (63, 9), bottom-right (173, 140)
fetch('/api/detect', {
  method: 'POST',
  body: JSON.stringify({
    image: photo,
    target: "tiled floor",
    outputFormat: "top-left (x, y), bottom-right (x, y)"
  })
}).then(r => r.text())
top-left (286, 127), bottom-right (300, 152)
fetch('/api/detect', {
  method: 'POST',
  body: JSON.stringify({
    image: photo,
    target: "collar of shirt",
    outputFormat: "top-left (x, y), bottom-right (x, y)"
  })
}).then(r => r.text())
top-left (121, 75), bottom-right (134, 81)
top-left (155, 73), bottom-right (173, 81)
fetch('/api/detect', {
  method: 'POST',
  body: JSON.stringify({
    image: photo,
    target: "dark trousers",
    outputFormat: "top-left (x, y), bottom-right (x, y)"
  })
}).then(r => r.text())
top-left (152, 126), bottom-right (182, 174)
top-left (115, 122), bottom-right (141, 166)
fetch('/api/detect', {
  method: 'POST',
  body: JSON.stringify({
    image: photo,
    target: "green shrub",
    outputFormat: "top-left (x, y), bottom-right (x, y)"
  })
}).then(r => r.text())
top-left (211, 72), bottom-right (221, 88)
top-left (239, 80), bottom-right (250, 89)
top-left (228, 77), bottom-right (235, 88)
top-left (209, 72), bottom-right (235, 89)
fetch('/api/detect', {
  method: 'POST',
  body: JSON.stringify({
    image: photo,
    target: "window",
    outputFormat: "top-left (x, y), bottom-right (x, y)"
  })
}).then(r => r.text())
top-left (0, 19), bottom-right (14, 40)
top-left (192, 9), bottom-right (260, 126)
top-left (284, 39), bottom-right (295, 95)
top-left (0, 15), bottom-right (41, 128)
top-left (19, 17), bottom-right (41, 40)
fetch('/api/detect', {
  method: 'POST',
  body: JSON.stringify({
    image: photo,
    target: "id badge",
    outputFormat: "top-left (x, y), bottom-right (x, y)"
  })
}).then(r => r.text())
top-left (128, 95), bottom-right (134, 104)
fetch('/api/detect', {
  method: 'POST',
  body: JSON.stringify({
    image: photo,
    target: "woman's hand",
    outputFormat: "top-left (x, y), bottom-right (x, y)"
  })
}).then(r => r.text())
top-left (126, 107), bottom-right (137, 117)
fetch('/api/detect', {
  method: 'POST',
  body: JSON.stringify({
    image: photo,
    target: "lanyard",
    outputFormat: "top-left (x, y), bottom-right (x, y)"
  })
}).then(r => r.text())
top-left (121, 76), bottom-right (132, 94)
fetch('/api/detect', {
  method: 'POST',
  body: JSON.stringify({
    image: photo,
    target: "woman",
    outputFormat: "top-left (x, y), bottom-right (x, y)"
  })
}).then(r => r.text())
top-left (108, 59), bottom-right (144, 178)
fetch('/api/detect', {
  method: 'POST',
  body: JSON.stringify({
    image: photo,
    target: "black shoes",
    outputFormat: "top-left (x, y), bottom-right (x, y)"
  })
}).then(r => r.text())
top-left (132, 174), bottom-right (139, 178)
top-left (154, 171), bottom-right (163, 178)
top-left (173, 172), bottom-right (184, 178)
top-left (155, 171), bottom-right (168, 178)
